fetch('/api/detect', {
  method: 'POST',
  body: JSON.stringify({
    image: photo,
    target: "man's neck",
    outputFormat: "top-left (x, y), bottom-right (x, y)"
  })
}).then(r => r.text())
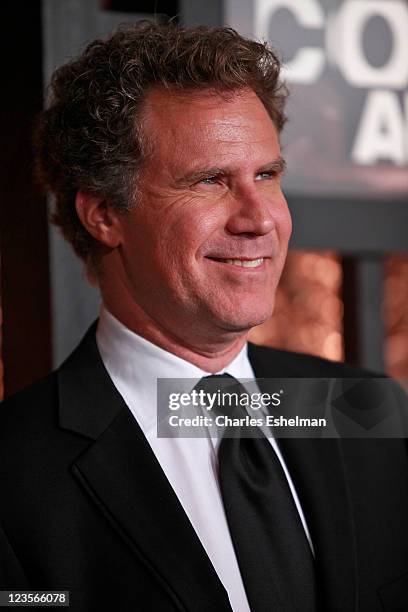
top-left (101, 299), bottom-right (249, 374)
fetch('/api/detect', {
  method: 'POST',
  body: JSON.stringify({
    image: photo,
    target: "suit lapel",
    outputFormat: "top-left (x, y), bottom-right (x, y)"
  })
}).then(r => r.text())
top-left (277, 438), bottom-right (358, 612)
top-left (248, 343), bottom-right (358, 612)
top-left (58, 324), bottom-right (232, 612)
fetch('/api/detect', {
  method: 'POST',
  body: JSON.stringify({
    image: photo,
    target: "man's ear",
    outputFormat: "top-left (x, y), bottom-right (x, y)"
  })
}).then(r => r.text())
top-left (75, 191), bottom-right (123, 248)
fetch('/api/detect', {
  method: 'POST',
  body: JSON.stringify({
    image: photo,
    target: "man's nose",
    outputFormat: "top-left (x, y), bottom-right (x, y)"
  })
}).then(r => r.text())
top-left (225, 186), bottom-right (277, 236)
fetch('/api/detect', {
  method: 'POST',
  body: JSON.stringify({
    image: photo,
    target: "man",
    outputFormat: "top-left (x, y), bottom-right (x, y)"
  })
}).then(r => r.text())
top-left (1, 22), bottom-right (408, 612)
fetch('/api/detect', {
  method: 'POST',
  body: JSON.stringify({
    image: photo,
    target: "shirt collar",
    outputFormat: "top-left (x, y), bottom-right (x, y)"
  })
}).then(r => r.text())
top-left (96, 305), bottom-right (255, 432)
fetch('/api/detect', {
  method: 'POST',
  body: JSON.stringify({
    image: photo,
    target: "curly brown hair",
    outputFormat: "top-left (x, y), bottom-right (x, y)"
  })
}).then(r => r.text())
top-left (35, 21), bottom-right (288, 263)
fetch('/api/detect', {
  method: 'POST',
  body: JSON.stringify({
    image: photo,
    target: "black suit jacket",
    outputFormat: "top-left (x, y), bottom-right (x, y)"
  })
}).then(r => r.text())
top-left (1, 324), bottom-right (408, 611)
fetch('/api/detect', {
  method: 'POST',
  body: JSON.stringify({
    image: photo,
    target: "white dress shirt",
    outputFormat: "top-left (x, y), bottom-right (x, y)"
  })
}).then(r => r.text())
top-left (96, 306), bottom-right (312, 612)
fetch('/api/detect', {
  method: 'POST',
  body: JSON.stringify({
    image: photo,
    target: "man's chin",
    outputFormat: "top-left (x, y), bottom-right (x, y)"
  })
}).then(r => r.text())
top-left (216, 309), bottom-right (273, 334)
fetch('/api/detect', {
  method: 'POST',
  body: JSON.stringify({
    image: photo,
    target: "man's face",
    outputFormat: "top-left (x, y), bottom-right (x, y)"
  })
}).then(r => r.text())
top-left (115, 87), bottom-right (292, 341)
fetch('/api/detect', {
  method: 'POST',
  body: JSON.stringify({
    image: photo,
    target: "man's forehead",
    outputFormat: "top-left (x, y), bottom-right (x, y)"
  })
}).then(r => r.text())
top-left (142, 86), bottom-right (274, 131)
top-left (141, 86), bottom-right (278, 161)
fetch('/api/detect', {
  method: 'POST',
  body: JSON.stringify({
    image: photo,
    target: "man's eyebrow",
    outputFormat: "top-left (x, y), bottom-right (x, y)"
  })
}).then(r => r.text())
top-left (175, 156), bottom-right (287, 186)
top-left (257, 156), bottom-right (287, 175)
top-left (175, 167), bottom-right (227, 186)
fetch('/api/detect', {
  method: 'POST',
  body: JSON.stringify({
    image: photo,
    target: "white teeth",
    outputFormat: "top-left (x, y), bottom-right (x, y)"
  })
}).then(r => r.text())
top-left (219, 258), bottom-right (264, 268)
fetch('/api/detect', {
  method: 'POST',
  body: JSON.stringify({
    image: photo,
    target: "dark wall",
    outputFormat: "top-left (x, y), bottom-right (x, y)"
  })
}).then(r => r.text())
top-left (0, 2), bottom-right (52, 397)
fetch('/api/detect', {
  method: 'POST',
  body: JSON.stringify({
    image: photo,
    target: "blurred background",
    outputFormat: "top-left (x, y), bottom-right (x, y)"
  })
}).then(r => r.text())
top-left (1, 0), bottom-right (407, 398)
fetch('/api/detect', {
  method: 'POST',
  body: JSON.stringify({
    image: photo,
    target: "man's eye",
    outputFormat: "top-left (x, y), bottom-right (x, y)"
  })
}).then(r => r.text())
top-left (200, 176), bottom-right (218, 185)
top-left (255, 172), bottom-right (275, 181)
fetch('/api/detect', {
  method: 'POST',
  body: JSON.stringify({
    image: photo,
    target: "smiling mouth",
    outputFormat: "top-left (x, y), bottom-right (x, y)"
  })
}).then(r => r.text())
top-left (206, 257), bottom-right (265, 268)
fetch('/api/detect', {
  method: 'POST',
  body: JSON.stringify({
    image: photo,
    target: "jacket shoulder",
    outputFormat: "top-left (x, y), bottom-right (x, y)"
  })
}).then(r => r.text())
top-left (248, 342), bottom-right (379, 378)
top-left (0, 373), bottom-right (59, 452)
top-left (1, 371), bottom-right (58, 413)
